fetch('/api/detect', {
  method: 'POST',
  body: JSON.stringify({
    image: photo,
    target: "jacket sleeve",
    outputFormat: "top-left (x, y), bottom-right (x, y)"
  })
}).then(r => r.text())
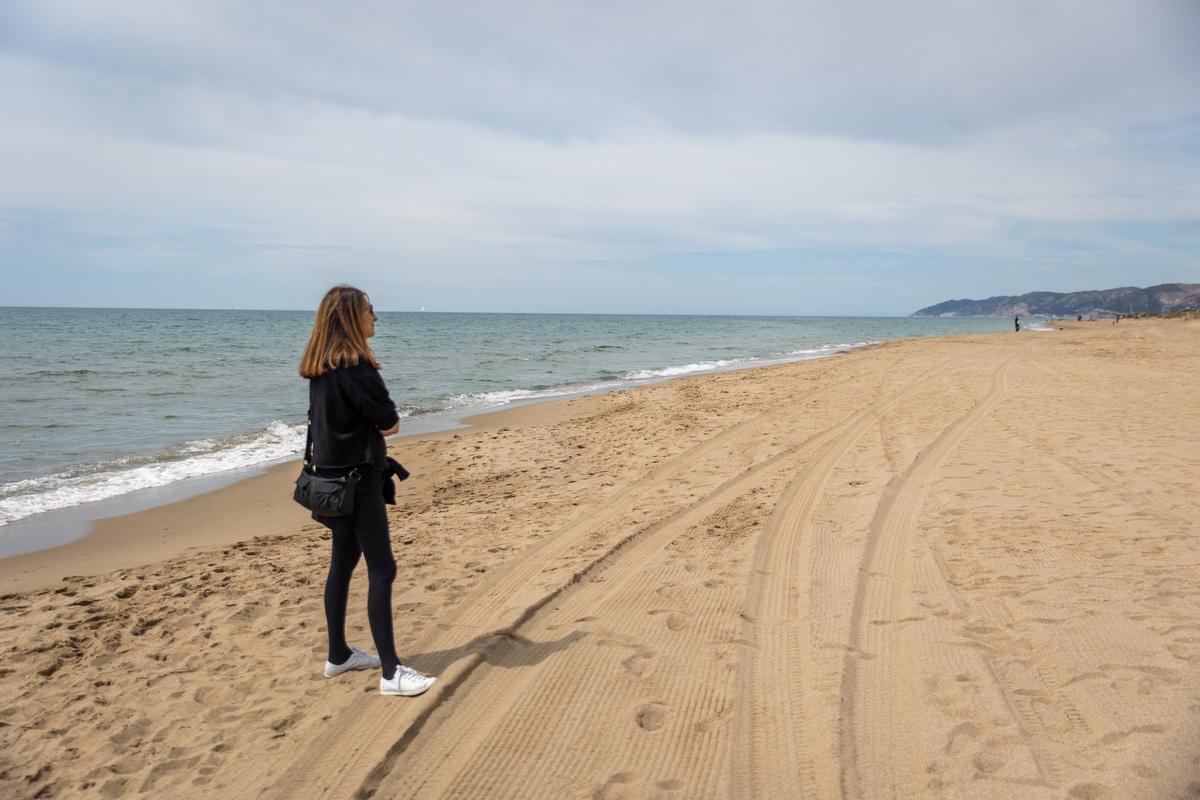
top-left (343, 363), bottom-right (400, 430)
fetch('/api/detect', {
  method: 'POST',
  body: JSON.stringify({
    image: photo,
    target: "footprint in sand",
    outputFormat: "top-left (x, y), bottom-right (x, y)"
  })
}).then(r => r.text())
top-left (1098, 724), bottom-right (1167, 746)
top-left (972, 748), bottom-right (1007, 775)
top-left (99, 778), bottom-right (127, 799)
top-left (109, 717), bottom-right (152, 746)
top-left (943, 721), bottom-right (981, 755)
top-left (635, 702), bottom-right (669, 732)
top-left (666, 613), bottom-right (690, 631)
top-left (646, 608), bottom-right (690, 631)
top-left (1167, 642), bottom-right (1200, 663)
top-left (622, 649), bottom-right (657, 678)
top-left (1068, 783), bottom-right (1115, 800)
top-left (592, 771), bottom-right (636, 800)
top-left (105, 753), bottom-right (146, 776)
top-left (694, 706), bottom-right (734, 733)
top-left (37, 658), bottom-right (64, 678)
top-left (138, 752), bottom-right (204, 793)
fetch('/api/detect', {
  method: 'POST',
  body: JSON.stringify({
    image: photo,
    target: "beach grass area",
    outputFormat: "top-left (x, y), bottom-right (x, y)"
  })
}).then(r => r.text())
top-left (2, 319), bottom-right (1198, 799)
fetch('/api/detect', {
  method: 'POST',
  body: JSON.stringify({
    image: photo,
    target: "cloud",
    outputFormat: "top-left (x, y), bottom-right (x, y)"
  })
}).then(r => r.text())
top-left (1, 0), bottom-right (1198, 312)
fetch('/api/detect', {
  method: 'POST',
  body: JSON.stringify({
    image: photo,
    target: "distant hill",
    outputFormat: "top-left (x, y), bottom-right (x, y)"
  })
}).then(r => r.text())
top-left (911, 283), bottom-right (1200, 318)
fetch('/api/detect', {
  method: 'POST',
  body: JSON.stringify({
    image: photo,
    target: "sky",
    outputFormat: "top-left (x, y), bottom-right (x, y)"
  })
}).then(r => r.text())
top-left (1, 1), bottom-right (1198, 315)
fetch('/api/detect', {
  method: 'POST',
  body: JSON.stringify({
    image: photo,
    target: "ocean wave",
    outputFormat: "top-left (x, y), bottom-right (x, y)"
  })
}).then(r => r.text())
top-left (23, 368), bottom-right (98, 378)
top-left (621, 341), bottom-right (880, 382)
top-left (444, 380), bottom-right (625, 412)
top-left (785, 341), bottom-right (878, 357)
top-left (0, 421), bottom-right (306, 526)
top-left (623, 359), bottom-right (745, 380)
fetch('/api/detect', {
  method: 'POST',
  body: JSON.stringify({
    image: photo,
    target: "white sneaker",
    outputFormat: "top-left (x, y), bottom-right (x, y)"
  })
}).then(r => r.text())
top-left (324, 646), bottom-right (381, 678)
top-left (379, 664), bottom-right (437, 696)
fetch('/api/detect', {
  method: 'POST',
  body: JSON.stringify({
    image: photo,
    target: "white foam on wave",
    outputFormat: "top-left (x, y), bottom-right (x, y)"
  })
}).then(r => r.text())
top-left (623, 359), bottom-right (744, 380)
top-left (624, 341), bottom-right (880, 382)
top-left (445, 381), bottom-right (626, 412)
top-left (0, 421), bottom-right (307, 526)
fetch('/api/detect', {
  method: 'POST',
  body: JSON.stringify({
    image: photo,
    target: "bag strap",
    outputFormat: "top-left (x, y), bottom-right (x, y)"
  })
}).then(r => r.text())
top-left (304, 408), bottom-right (314, 468)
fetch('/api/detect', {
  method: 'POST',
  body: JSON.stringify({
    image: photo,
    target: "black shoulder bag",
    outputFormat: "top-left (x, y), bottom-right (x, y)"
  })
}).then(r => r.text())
top-left (293, 415), bottom-right (359, 517)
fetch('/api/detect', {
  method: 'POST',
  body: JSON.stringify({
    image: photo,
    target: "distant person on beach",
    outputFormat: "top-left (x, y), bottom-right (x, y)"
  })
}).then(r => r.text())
top-left (1014, 315), bottom-right (1021, 333)
top-left (299, 285), bottom-right (436, 697)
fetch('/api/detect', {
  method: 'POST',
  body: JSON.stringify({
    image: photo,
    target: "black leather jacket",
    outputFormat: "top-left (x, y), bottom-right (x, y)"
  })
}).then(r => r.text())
top-left (307, 360), bottom-right (399, 470)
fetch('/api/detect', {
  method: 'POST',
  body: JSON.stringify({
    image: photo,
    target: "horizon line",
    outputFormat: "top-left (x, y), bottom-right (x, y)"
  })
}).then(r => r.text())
top-left (0, 304), bottom-right (930, 318)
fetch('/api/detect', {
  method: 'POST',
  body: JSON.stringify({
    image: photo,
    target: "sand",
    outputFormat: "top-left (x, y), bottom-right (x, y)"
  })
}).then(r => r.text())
top-left (2, 319), bottom-right (1199, 799)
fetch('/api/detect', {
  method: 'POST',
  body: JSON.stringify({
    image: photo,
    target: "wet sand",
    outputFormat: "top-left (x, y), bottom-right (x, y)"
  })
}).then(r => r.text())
top-left (2, 319), bottom-right (1199, 799)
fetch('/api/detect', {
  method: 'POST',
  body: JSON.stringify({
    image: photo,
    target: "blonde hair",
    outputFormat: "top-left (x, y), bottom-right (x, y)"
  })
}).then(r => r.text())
top-left (299, 285), bottom-right (380, 378)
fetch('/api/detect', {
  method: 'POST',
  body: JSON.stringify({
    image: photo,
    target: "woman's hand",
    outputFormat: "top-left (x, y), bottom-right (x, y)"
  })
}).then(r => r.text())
top-left (379, 422), bottom-right (400, 437)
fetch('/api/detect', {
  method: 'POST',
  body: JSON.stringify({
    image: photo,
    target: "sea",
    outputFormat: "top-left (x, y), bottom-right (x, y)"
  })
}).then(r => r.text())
top-left (0, 308), bottom-right (1016, 540)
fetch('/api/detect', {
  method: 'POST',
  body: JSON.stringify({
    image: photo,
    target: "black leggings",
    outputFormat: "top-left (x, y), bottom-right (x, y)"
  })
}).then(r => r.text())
top-left (323, 474), bottom-right (401, 678)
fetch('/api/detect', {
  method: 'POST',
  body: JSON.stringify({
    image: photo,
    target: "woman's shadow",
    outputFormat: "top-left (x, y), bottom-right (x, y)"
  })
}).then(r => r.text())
top-left (405, 627), bottom-right (589, 675)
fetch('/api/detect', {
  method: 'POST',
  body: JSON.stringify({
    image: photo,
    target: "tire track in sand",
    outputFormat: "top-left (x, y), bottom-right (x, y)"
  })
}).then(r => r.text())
top-left (387, 368), bottom-right (866, 637)
top-left (361, 362), bottom-right (960, 799)
top-left (839, 357), bottom-right (1016, 799)
top-left (729, 356), bottom-right (975, 799)
top-left (263, 371), bottom-right (862, 798)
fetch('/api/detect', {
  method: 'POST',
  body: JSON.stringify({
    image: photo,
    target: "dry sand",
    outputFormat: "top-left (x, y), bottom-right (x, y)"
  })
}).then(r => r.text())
top-left (2, 319), bottom-right (1199, 799)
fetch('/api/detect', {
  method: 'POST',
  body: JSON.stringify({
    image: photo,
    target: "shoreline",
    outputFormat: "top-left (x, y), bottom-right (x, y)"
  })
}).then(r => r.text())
top-left (0, 344), bottom-right (870, 593)
top-left (0, 340), bottom-right (890, 586)
top-left (0, 385), bottom-right (608, 594)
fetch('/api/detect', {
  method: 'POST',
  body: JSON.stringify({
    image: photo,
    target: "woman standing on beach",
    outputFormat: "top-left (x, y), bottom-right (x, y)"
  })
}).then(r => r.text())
top-left (299, 285), bottom-right (436, 697)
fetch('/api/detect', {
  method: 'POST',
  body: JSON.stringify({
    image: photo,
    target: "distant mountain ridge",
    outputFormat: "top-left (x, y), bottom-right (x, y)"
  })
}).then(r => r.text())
top-left (911, 283), bottom-right (1200, 318)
